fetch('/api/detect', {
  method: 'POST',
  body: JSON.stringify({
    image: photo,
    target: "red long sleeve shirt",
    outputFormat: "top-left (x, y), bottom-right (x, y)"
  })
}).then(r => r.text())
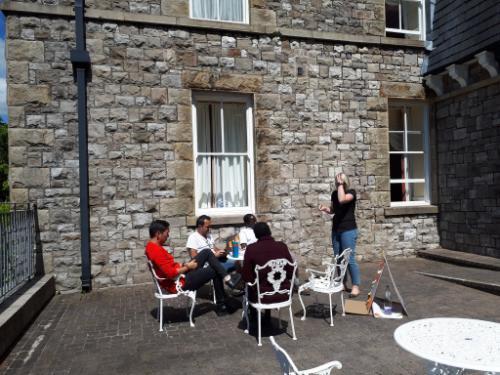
top-left (145, 242), bottom-right (185, 293)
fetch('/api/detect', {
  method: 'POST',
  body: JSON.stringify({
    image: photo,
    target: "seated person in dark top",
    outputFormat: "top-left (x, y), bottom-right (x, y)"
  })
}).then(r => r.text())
top-left (145, 219), bottom-right (233, 316)
top-left (241, 222), bottom-right (295, 304)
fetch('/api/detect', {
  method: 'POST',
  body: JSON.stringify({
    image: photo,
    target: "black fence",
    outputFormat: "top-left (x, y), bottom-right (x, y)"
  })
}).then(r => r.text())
top-left (0, 203), bottom-right (37, 304)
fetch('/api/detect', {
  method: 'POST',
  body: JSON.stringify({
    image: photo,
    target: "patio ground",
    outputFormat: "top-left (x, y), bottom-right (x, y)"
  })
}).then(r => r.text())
top-left (1, 258), bottom-right (499, 375)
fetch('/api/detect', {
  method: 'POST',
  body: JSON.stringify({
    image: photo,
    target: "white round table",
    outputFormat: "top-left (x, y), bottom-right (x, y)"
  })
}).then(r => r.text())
top-left (394, 318), bottom-right (500, 374)
top-left (226, 251), bottom-right (245, 262)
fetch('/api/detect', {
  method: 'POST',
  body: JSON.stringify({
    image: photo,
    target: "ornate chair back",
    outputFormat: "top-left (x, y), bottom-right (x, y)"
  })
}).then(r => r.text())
top-left (328, 248), bottom-right (352, 288)
top-left (254, 258), bottom-right (297, 305)
top-left (147, 260), bottom-right (167, 296)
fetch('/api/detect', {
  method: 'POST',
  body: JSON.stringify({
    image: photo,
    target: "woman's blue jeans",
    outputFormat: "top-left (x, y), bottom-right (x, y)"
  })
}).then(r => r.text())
top-left (332, 229), bottom-right (361, 286)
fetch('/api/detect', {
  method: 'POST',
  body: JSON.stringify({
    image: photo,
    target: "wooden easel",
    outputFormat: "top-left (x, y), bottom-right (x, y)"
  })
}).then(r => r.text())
top-left (345, 252), bottom-right (408, 316)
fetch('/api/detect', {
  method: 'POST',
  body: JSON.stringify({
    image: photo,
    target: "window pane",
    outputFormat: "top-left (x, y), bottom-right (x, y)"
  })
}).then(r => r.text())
top-left (220, 0), bottom-right (244, 22)
top-left (196, 155), bottom-right (213, 209)
top-left (407, 154), bottom-right (424, 179)
top-left (402, 1), bottom-right (420, 31)
top-left (390, 154), bottom-right (404, 179)
top-left (191, 0), bottom-right (218, 19)
top-left (389, 132), bottom-right (404, 152)
top-left (389, 107), bottom-right (404, 131)
top-left (407, 105), bottom-right (423, 131)
top-left (390, 182), bottom-right (425, 201)
top-left (224, 103), bottom-right (247, 152)
top-left (197, 102), bottom-right (222, 153)
top-left (408, 182), bottom-right (425, 201)
top-left (391, 183), bottom-right (405, 202)
top-left (197, 155), bottom-right (248, 209)
top-left (215, 155), bottom-right (248, 207)
top-left (385, 1), bottom-right (400, 29)
top-left (407, 133), bottom-right (423, 151)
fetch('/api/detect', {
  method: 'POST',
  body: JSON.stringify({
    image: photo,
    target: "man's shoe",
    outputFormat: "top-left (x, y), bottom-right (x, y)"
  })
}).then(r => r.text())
top-left (215, 304), bottom-right (229, 317)
top-left (226, 273), bottom-right (242, 289)
top-left (231, 289), bottom-right (245, 297)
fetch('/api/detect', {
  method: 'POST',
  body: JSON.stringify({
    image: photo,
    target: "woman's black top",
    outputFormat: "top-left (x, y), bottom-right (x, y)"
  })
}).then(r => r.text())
top-left (331, 189), bottom-right (357, 232)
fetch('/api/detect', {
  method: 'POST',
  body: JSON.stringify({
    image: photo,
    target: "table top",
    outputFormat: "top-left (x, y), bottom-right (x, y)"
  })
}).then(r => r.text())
top-left (227, 251), bottom-right (245, 261)
top-left (394, 317), bottom-right (500, 372)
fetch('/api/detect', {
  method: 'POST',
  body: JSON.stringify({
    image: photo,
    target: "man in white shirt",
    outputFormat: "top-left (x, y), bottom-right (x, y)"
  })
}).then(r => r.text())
top-left (239, 214), bottom-right (257, 249)
top-left (186, 215), bottom-right (237, 273)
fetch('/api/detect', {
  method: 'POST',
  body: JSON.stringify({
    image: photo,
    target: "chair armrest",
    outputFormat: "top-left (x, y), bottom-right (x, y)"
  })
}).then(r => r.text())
top-left (246, 280), bottom-right (257, 287)
top-left (306, 268), bottom-right (328, 278)
top-left (175, 274), bottom-right (186, 293)
top-left (299, 360), bottom-right (342, 375)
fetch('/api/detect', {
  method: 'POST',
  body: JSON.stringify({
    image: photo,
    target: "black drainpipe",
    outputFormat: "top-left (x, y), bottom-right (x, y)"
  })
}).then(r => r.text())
top-left (70, 0), bottom-right (92, 292)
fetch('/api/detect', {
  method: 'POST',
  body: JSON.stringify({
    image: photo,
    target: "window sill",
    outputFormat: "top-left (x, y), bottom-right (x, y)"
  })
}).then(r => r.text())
top-left (384, 205), bottom-right (439, 217)
top-left (187, 215), bottom-right (244, 227)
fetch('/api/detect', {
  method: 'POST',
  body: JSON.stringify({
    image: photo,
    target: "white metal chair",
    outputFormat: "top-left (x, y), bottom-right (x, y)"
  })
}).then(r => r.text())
top-left (243, 258), bottom-right (298, 346)
top-left (298, 248), bottom-right (352, 326)
top-left (147, 260), bottom-right (197, 332)
top-left (270, 336), bottom-right (342, 375)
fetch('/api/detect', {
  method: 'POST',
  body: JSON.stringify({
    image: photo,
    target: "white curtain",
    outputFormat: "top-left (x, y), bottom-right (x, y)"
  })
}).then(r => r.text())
top-left (224, 103), bottom-right (246, 152)
top-left (192, 0), bottom-right (244, 22)
top-left (220, 0), bottom-right (244, 22)
top-left (196, 101), bottom-right (248, 209)
top-left (191, 0), bottom-right (218, 20)
top-left (196, 102), bottom-right (221, 209)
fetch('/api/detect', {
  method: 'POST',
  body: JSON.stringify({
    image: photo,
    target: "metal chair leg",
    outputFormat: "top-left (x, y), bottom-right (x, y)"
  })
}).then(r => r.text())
top-left (257, 309), bottom-right (262, 346)
top-left (329, 293), bottom-right (334, 327)
top-left (341, 291), bottom-right (345, 317)
top-left (159, 299), bottom-right (164, 332)
top-left (244, 295), bottom-right (250, 334)
top-left (289, 306), bottom-right (297, 340)
top-left (298, 287), bottom-right (307, 321)
top-left (188, 295), bottom-right (196, 327)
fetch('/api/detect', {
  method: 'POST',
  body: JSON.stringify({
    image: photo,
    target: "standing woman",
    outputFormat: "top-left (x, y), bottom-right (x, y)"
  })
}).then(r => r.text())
top-left (319, 172), bottom-right (361, 297)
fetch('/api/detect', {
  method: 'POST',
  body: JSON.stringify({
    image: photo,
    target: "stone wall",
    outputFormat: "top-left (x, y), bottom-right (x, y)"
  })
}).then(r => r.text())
top-left (6, 10), bottom-right (439, 290)
top-left (7, 0), bottom-right (385, 36)
top-left (435, 83), bottom-right (500, 258)
top-left (270, 0), bottom-right (385, 35)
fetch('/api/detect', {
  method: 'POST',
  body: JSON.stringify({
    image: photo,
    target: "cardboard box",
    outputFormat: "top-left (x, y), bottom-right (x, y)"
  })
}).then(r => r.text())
top-left (345, 299), bottom-right (371, 315)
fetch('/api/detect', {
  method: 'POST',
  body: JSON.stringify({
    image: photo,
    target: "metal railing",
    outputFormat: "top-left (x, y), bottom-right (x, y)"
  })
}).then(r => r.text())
top-left (0, 203), bottom-right (37, 304)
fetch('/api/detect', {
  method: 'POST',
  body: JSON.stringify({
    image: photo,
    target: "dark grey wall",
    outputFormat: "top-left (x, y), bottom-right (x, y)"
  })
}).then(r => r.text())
top-left (427, 0), bottom-right (500, 73)
top-left (435, 83), bottom-right (500, 258)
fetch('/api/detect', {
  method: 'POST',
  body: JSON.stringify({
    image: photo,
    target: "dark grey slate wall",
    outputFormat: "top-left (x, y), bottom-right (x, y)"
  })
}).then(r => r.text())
top-left (435, 83), bottom-right (500, 258)
top-left (427, 0), bottom-right (500, 73)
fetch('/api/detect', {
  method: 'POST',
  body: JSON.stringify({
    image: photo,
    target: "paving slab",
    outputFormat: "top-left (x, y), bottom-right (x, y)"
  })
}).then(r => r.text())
top-left (0, 258), bottom-right (499, 375)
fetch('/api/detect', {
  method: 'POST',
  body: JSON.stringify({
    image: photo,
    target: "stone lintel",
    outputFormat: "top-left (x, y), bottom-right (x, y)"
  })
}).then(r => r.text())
top-left (475, 51), bottom-right (499, 78)
top-left (446, 64), bottom-right (469, 88)
top-left (0, 1), bottom-right (425, 49)
top-left (424, 74), bottom-right (444, 96)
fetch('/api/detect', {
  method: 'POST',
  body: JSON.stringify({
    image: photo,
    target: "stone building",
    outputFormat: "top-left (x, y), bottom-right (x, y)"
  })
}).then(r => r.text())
top-left (2, 0), bottom-right (445, 291)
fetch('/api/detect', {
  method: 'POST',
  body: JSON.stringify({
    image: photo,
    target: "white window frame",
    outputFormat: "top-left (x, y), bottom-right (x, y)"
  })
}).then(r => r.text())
top-left (389, 101), bottom-right (431, 207)
top-left (189, 0), bottom-right (249, 24)
top-left (385, 0), bottom-right (426, 41)
top-left (192, 92), bottom-right (255, 217)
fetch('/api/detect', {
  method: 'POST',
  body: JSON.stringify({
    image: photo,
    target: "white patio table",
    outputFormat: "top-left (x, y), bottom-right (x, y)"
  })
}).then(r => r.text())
top-left (394, 317), bottom-right (500, 375)
top-left (226, 250), bottom-right (245, 262)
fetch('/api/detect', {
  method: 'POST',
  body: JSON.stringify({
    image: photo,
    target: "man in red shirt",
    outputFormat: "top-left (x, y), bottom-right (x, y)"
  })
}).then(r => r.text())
top-left (145, 219), bottom-right (232, 316)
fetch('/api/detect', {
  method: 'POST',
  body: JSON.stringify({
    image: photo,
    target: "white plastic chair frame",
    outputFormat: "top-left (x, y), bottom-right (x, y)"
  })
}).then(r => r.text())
top-left (147, 260), bottom-right (197, 332)
top-left (298, 248), bottom-right (352, 327)
top-left (270, 336), bottom-right (342, 375)
top-left (243, 258), bottom-right (298, 346)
